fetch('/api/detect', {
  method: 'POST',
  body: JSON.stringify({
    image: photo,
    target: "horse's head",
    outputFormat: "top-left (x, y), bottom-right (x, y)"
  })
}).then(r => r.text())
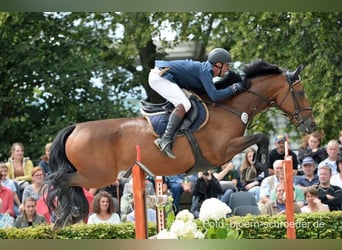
top-left (220, 60), bottom-right (316, 134)
top-left (277, 64), bottom-right (316, 133)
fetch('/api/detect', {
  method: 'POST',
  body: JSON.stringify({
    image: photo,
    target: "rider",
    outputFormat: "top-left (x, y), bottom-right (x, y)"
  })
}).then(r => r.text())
top-left (148, 48), bottom-right (247, 159)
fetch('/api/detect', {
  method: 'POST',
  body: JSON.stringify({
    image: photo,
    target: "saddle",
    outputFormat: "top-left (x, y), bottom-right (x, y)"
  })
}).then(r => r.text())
top-left (140, 92), bottom-right (209, 137)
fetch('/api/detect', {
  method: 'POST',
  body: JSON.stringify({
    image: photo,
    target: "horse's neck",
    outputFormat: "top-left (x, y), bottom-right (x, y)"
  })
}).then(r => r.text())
top-left (201, 75), bottom-right (283, 127)
top-left (230, 75), bottom-right (282, 114)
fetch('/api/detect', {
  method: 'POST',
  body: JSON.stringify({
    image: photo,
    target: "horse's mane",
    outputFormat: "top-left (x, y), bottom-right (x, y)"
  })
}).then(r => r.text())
top-left (243, 59), bottom-right (282, 78)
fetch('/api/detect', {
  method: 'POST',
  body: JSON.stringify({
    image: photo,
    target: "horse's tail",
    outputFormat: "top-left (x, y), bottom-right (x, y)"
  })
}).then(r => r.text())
top-left (44, 125), bottom-right (89, 228)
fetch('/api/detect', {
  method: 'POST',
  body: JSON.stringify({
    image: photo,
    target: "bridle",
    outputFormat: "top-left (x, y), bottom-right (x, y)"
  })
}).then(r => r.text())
top-left (279, 78), bottom-right (313, 126)
top-left (245, 73), bottom-right (313, 131)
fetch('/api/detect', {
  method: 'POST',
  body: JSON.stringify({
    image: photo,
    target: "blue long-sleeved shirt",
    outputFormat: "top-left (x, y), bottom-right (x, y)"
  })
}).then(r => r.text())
top-left (155, 60), bottom-right (235, 102)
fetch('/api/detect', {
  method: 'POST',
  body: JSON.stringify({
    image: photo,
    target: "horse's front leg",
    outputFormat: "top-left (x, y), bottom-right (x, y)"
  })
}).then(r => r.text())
top-left (253, 134), bottom-right (269, 173)
top-left (224, 133), bottom-right (269, 172)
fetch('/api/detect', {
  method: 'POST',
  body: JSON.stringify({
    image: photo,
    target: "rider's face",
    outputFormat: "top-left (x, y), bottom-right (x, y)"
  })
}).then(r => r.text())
top-left (214, 63), bottom-right (230, 77)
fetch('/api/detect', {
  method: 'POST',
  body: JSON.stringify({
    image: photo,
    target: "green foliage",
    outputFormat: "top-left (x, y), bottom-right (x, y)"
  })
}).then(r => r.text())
top-left (163, 195), bottom-right (176, 230)
top-left (0, 212), bottom-right (341, 239)
top-left (229, 211), bottom-right (342, 239)
top-left (197, 218), bottom-right (242, 239)
top-left (0, 222), bottom-right (157, 239)
top-left (222, 12), bottom-right (342, 142)
top-left (0, 12), bottom-right (139, 161)
top-left (0, 225), bottom-right (54, 239)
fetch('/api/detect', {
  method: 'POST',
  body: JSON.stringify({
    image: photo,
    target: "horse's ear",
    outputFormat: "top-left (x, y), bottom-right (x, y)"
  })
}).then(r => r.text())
top-left (287, 64), bottom-right (304, 84)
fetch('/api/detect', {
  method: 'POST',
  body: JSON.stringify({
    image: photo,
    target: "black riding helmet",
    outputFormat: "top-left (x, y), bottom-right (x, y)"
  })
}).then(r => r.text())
top-left (208, 48), bottom-right (231, 64)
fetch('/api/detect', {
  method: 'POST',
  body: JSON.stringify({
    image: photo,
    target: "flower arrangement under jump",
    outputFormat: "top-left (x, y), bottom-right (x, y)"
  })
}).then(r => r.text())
top-left (156, 198), bottom-right (241, 239)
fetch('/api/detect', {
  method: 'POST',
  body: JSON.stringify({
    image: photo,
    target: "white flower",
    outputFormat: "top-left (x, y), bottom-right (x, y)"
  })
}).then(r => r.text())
top-left (156, 201), bottom-right (231, 239)
top-left (198, 198), bottom-right (231, 222)
top-left (194, 231), bottom-right (205, 239)
top-left (156, 229), bottom-right (178, 239)
top-left (170, 218), bottom-right (198, 239)
top-left (175, 209), bottom-right (194, 222)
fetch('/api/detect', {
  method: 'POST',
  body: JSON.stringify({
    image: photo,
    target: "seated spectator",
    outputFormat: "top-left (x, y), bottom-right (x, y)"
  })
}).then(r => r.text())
top-left (0, 198), bottom-right (14, 228)
top-left (268, 135), bottom-right (298, 176)
top-left (259, 160), bottom-right (284, 206)
top-left (298, 131), bottom-right (327, 167)
top-left (330, 157), bottom-right (342, 188)
top-left (38, 142), bottom-right (52, 176)
top-left (301, 186), bottom-right (330, 213)
top-left (191, 170), bottom-right (223, 218)
top-left (239, 148), bottom-right (264, 201)
top-left (0, 173), bottom-right (14, 216)
top-left (269, 185), bottom-right (305, 208)
top-left (15, 197), bottom-right (46, 228)
top-left (167, 174), bottom-right (196, 214)
top-left (5, 142), bottom-right (34, 198)
top-left (316, 165), bottom-right (342, 211)
top-left (260, 160), bottom-right (304, 208)
top-left (295, 157), bottom-right (320, 191)
top-left (0, 163), bottom-right (21, 216)
top-left (88, 191), bottom-right (121, 224)
top-left (126, 195), bottom-right (156, 223)
top-left (212, 161), bottom-right (239, 190)
top-left (88, 170), bottom-right (129, 215)
top-left (120, 178), bottom-right (155, 221)
top-left (127, 207), bottom-right (156, 223)
top-left (21, 167), bottom-right (46, 206)
top-left (318, 140), bottom-right (339, 175)
top-left (260, 183), bottom-right (301, 216)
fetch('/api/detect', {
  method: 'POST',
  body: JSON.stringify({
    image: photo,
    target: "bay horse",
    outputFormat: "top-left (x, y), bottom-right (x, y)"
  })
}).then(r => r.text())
top-left (45, 59), bottom-right (316, 227)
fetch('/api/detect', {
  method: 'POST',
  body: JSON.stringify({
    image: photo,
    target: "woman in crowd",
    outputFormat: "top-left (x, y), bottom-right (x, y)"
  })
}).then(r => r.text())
top-left (21, 167), bottom-right (46, 207)
top-left (15, 196), bottom-right (46, 228)
top-left (38, 142), bottom-right (52, 176)
top-left (298, 131), bottom-right (327, 165)
top-left (5, 142), bottom-right (34, 197)
top-left (239, 148), bottom-right (264, 201)
top-left (301, 186), bottom-right (330, 213)
top-left (88, 191), bottom-right (121, 225)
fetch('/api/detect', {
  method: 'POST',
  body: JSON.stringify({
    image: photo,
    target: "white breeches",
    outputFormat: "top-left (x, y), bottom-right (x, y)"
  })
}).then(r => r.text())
top-left (148, 68), bottom-right (191, 112)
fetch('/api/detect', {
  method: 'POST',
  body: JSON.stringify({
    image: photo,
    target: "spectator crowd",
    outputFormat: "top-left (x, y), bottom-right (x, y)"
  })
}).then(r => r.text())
top-left (1, 130), bottom-right (342, 229)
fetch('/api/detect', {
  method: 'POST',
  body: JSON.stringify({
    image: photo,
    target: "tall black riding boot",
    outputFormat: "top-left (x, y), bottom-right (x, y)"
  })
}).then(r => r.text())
top-left (154, 104), bottom-right (186, 158)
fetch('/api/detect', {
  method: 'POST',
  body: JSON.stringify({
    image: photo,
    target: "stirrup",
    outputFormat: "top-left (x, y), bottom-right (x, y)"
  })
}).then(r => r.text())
top-left (154, 138), bottom-right (176, 159)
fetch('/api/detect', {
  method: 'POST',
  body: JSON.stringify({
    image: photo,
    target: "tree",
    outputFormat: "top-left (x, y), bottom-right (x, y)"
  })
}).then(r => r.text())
top-left (0, 12), bottom-right (137, 161)
top-left (213, 12), bottom-right (341, 142)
